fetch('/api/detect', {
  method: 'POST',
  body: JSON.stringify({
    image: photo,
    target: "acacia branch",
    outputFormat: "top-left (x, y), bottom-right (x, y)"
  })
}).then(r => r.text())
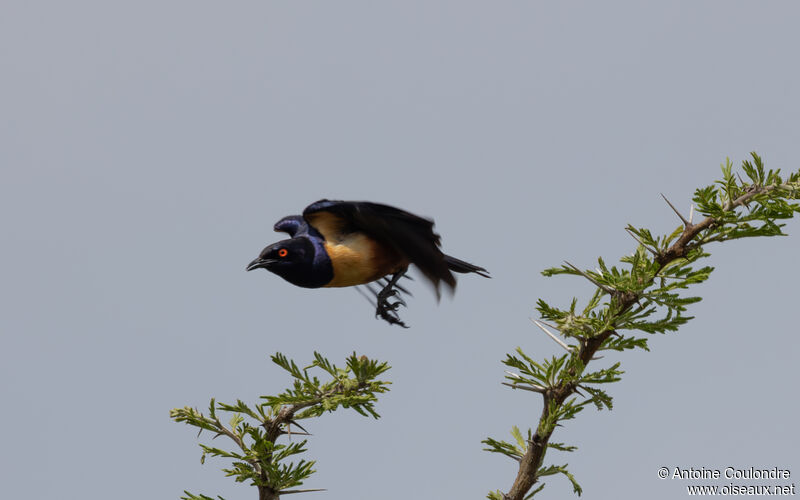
top-left (504, 179), bottom-right (797, 500)
top-left (174, 353), bottom-right (389, 500)
top-left (256, 380), bottom-right (371, 500)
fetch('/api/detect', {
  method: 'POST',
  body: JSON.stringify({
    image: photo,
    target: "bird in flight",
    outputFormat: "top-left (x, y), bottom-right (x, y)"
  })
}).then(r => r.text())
top-left (246, 199), bottom-right (489, 327)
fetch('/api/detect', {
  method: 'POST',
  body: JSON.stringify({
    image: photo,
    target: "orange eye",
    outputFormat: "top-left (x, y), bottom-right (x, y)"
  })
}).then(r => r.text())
top-left (278, 248), bottom-right (288, 258)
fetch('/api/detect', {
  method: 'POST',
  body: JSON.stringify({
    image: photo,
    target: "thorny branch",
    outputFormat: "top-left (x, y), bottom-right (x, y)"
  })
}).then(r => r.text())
top-left (503, 176), bottom-right (799, 500)
top-left (172, 353), bottom-right (389, 500)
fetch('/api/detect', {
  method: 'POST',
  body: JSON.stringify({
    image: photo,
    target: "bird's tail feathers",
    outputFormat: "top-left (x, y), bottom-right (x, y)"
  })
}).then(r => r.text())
top-left (444, 255), bottom-right (490, 278)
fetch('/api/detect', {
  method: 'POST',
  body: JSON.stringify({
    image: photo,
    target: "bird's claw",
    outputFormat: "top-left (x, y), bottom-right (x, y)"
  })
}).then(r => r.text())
top-left (375, 288), bottom-right (408, 327)
top-left (376, 307), bottom-right (408, 328)
top-left (369, 270), bottom-right (410, 327)
top-left (385, 300), bottom-right (404, 311)
top-left (377, 288), bottom-right (406, 307)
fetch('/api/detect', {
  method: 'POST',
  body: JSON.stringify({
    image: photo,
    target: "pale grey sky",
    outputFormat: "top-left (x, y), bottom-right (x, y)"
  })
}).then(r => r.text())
top-left (1, 2), bottom-right (798, 499)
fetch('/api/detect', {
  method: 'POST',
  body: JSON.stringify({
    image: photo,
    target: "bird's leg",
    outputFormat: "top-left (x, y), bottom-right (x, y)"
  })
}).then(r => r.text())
top-left (375, 269), bottom-right (409, 328)
top-left (383, 276), bottom-right (412, 297)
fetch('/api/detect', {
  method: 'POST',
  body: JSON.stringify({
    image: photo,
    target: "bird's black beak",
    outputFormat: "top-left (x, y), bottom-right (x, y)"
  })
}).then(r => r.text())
top-left (246, 257), bottom-right (276, 272)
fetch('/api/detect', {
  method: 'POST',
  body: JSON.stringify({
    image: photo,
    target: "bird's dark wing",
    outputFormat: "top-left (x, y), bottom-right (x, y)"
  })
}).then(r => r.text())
top-left (274, 215), bottom-right (307, 237)
top-left (303, 199), bottom-right (456, 291)
top-left (274, 215), bottom-right (328, 242)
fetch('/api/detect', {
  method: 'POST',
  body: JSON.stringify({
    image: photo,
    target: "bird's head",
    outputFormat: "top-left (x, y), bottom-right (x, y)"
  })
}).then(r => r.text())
top-left (246, 237), bottom-right (330, 288)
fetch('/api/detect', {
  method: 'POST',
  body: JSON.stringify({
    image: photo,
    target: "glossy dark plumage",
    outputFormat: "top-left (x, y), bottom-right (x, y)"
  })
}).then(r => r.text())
top-left (247, 199), bottom-right (489, 325)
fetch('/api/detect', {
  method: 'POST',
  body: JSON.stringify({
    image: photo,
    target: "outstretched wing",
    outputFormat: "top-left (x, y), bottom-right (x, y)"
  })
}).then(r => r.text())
top-left (273, 215), bottom-right (307, 237)
top-left (303, 199), bottom-right (456, 291)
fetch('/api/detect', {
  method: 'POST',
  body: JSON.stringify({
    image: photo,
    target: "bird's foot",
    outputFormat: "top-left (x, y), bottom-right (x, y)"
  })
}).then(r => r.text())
top-left (375, 275), bottom-right (408, 328)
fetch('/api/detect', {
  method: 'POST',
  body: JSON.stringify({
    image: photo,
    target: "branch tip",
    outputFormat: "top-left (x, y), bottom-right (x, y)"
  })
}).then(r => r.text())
top-left (564, 261), bottom-right (615, 294)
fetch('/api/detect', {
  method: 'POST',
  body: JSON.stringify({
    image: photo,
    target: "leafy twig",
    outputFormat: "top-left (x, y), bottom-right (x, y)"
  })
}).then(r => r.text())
top-left (485, 153), bottom-right (800, 499)
top-left (172, 353), bottom-right (390, 500)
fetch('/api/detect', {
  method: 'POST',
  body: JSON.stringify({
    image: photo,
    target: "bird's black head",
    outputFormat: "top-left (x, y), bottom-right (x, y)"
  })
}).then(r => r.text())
top-left (246, 237), bottom-right (331, 288)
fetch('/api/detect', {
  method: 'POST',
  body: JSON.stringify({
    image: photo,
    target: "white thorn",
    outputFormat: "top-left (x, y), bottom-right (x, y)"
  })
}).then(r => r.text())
top-left (689, 204), bottom-right (695, 224)
top-left (502, 381), bottom-right (547, 393)
top-left (538, 319), bottom-right (561, 331)
top-left (530, 318), bottom-right (573, 352)
top-left (504, 370), bottom-right (522, 380)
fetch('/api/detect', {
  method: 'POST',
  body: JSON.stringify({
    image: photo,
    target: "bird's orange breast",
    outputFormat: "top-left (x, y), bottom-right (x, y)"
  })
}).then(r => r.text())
top-left (323, 234), bottom-right (406, 287)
